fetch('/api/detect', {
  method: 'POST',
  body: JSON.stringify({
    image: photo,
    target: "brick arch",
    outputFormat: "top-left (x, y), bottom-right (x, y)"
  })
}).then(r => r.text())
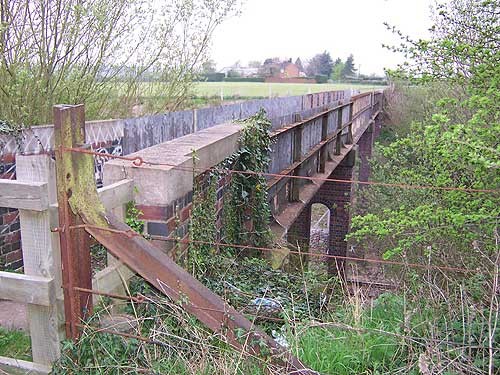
top-left (308, 202), bottom-right (332, 273)
top-left (309, 199), bottom-right (335, 213)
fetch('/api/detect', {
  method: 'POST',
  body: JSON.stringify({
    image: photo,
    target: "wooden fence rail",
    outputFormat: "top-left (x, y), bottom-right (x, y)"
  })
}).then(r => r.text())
top-left (0, 159), bottom-right (134, 374)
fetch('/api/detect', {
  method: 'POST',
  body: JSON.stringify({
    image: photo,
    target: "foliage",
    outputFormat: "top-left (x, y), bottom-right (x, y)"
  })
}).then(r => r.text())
top-left (330, 59), bottom-right (345, 81)
top-left (314, 74), bottom-right (328, 84)
top-left (223, 77), bottom-right (266, 83)
top-left (289, 293), bottom-right (406, 374)
top-left (188, 169), bottom-right (218, 276)
top-left (188, 110), bottom-right (274, 277)
top-left (226, 69), bottom-right (242, 78)
top-left (223, 109), bottom-right (273, 250)
top-left (0, 327), bottom-right (31, 361)
top-left (199, 72), bottom-right (226, 82)
top-left (383, 0), bottom-right (499, 85)
top-left (0, 0), bottom-right (240, 125)
top-left (0, 118), bottom-right (24, 149)
top-left (342, 54), bottom-right (357, 78)
top-left (306, 51), bottom-right (334, 77)
top-left (200, 60), bottom-right (217, 75)
top-left (248, 60), bottom-right (262, 69)
top-left (350, 0), bottom-right (500, 265)
top-left (294, 58), bottom-right (304, 72)
top-left (125, 201), bottom-right (144, 234)
top-left (52, 278), bottom-right (268, 374)
top-left (348, 6), bottom-right (499, 373)
top-left (201, 255), bottom-right (335, 324)
top-left (288, 287), bottom-right (500, 374)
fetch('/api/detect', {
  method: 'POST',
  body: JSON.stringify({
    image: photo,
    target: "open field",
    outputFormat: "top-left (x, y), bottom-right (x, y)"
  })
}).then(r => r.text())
top-left (193, 82), bottom-right (384, 98)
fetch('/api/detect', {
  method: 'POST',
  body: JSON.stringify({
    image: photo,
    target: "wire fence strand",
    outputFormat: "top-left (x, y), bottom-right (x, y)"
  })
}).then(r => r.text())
top-left (62, 147), bottom-right (500, 194)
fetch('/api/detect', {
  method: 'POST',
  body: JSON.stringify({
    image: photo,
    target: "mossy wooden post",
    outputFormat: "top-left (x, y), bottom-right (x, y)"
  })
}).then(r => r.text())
top-left (53, 104), bottom-right (95, 340)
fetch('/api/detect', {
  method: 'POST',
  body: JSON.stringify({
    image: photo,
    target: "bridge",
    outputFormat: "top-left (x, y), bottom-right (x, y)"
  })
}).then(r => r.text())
top-left (0, 89), bottom-right (382, 374)
top-left (104, 90), bottom-right (382, 273)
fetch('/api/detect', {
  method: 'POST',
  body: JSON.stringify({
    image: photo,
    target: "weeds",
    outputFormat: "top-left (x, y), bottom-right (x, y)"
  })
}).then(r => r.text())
top-left (0, 327), bottom-right (31, 361)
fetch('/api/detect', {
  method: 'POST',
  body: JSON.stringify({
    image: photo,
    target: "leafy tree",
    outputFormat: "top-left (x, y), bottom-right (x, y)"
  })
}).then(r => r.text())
top-left (331, 58), bottom-right (345, 81)
top-left (201, 60), bottom-right (217, 74)
top-left (342, 54), bottom-right (357, 78)
top-left (306, 51), bottom-right (334, 77)
top-left (0, 0), bottom-right (240, 125)
top-left (350, 0), bottom-right (499, 272)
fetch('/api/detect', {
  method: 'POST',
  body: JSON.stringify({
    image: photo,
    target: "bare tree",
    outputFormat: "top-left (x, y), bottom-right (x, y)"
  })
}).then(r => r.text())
top-left (0, 0), bottom-right (240, 125)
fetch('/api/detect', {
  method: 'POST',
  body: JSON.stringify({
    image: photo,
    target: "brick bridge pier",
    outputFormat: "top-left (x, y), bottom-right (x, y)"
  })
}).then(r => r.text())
top-left (287, 119), bottom-right (378, 275)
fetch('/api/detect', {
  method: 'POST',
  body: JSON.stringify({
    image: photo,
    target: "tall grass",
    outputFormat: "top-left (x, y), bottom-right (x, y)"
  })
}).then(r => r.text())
top-left (50, 250), bottom-right (498, 374)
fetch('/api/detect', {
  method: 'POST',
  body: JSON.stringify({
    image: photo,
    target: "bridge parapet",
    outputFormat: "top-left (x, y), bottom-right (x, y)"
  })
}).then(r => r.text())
top-left (100, 90), bottom-right (383, 260)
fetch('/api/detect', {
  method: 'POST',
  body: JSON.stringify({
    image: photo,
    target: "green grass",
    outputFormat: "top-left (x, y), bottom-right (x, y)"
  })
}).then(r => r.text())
top-left (0, 327), bottom-right (31, 361)
top-left (193, 82), bottom-right (383, 98)
top-left (292, 293), bottom-right (409, 374)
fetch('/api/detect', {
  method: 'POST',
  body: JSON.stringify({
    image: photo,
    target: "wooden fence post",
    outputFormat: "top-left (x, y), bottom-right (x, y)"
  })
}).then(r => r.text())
top-left (16, 154), bottom-right (63, 366)
top-left (53, 104), bottom-right (93, 340)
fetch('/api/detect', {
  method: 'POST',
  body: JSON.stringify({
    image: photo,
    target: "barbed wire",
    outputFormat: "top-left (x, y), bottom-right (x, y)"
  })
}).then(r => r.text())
top-left (69, 224), bottom-right (474, 273)
top-left (62, 147), bottom-right (500, 194)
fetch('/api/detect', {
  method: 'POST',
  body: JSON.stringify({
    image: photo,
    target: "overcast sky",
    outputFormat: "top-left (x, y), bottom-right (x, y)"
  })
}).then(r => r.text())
top-left (211, 0), bottom-right (437, 75)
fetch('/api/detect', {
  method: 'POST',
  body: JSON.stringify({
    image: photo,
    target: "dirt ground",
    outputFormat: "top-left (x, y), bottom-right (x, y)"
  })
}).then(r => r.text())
top-left (0, 300), bottom-right (28, 331)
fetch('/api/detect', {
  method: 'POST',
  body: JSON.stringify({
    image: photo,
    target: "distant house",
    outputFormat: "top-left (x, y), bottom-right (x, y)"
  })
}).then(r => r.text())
top-left (260, 59), bottom-right (304, 79)
top-left (281, 62), bottom-right (300, 78)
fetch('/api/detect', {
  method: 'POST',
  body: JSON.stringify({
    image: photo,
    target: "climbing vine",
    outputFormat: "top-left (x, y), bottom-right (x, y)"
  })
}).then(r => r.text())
top-left (223, 109), bottom-right (273, 250)
top-left (125, 200), bottom-right (144, 234)
top-left (188, 166), bottom-right (218, 276)
top-left (189, 109), bottom-right (273, 276)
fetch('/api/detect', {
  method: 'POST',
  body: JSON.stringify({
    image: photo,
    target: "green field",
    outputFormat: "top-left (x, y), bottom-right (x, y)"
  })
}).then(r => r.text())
top-left (193, 82), bottom-right (384, 98)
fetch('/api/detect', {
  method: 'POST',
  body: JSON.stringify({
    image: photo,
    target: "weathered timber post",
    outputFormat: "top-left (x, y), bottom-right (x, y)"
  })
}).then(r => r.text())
top-left (53, 104), bottom-right (95, 339)
top-left (16, 154), bottom-right (64, 365)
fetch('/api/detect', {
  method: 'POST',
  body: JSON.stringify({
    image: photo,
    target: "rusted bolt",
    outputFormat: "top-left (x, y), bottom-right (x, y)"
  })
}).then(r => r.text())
top-left (133, 157), bottom-right (144, 167)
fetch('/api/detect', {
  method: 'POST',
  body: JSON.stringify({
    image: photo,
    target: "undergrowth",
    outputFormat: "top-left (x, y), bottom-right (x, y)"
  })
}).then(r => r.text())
top-left (0, 327), bottom-right (31, 361)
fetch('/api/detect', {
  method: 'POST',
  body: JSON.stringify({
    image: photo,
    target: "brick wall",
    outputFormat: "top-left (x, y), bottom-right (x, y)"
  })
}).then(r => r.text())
top-left (0, 152), bottom-right (23, 271)
top-left (0, 208), bottom-right (22, 271)
top-left (137, 172), bottom-right (232, 258)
